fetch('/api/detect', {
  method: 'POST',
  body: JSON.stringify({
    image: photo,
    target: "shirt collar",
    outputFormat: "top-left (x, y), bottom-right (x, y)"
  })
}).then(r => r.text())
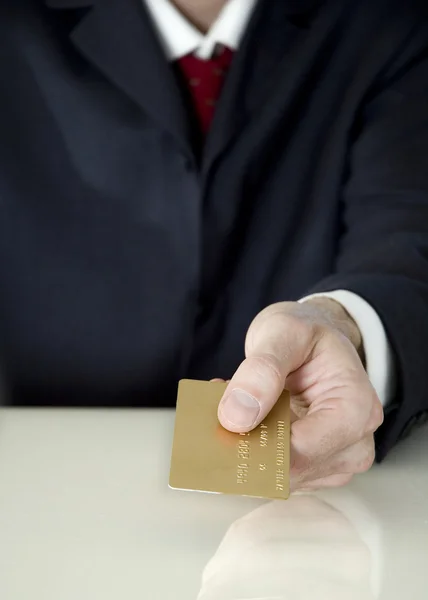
top-left (142, 0), bottom-right (258, 61)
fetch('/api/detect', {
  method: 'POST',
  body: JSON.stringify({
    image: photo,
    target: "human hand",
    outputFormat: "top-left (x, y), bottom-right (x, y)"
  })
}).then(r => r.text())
top-left (217, 299), bottom-right (384, 491)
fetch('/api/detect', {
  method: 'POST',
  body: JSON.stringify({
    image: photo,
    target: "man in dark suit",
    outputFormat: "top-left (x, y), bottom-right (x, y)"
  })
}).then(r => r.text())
top-left (1, 0), bottom-right (428, 491)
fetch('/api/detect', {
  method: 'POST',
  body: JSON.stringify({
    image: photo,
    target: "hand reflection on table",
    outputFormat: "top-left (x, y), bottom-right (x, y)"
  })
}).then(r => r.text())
top-left (197, 494), bottom-right (378, 600)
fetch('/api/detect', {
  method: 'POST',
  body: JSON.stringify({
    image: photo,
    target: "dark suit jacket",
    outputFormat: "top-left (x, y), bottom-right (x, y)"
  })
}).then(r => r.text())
top-left (1, 0), bottom-right (428, 458)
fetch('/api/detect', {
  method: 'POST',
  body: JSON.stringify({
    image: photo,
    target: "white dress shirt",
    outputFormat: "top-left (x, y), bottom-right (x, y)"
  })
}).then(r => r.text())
top-left (142, 0), bottom-right (394, 406)
top-left (143, 0), bottom-right (258, 60)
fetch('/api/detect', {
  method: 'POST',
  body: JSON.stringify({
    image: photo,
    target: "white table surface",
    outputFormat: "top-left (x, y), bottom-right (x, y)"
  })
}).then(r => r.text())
top-left (0, 408), bottom-right (427, 600)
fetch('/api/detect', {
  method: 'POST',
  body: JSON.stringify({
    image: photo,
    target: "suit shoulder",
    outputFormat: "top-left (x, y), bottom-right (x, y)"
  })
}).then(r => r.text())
top-left (338, 0), bottom-right (428, 60)
top-left (357, 0), bottom-right (428, 26)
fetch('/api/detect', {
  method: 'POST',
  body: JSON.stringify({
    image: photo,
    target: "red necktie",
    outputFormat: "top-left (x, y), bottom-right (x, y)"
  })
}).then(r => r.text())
top-left (177, 46), bottom-right (234, 135)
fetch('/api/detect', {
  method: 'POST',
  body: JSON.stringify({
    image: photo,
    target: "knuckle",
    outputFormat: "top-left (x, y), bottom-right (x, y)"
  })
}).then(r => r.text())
top-left (356, 454), bottom-right (375, 474)
top-left (273, 311), bottom-right (313, 343)
top-left (354, 442), bottom-right (375, 474)
top-left (368, 399), bottom-right (384, 432)
top-left (364, 402), bottom-right (384, 435)
top-left (247, 303), bottom-right (294, 336)
top-left (249, 353), bottom-right (284, 385)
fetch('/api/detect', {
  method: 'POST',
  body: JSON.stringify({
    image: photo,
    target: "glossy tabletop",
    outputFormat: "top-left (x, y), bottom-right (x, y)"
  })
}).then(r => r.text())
top-left (0, 408), bottom-right (427, 600)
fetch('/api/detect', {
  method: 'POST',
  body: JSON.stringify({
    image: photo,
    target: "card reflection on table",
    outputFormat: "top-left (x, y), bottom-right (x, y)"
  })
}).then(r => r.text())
top-left (197, 494), bottom-right (381, 600)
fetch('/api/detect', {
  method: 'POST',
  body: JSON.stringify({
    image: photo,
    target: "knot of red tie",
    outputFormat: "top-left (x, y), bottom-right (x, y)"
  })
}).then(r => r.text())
top-left (177, 46), bottom-right (234, 135)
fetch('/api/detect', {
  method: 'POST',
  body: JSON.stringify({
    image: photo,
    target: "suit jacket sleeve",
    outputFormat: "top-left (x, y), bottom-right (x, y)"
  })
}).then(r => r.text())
top-left (306, 22), bottom-right (428, 460)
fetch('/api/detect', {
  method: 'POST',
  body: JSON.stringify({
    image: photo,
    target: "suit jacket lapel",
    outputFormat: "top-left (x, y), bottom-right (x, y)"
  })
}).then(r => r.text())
top-left (45, 0), bottom-right (324, 169)
top-left (46, 0), bottom-right (193, 157)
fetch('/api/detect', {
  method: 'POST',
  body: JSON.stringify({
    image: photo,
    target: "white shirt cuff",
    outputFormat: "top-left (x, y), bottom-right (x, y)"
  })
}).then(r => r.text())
top-left (299, 290), bottom-right (395, 407)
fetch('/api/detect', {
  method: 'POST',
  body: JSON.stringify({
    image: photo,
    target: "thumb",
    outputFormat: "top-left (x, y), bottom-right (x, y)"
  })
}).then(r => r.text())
top-left (218, 306), bottom-right (314, 432)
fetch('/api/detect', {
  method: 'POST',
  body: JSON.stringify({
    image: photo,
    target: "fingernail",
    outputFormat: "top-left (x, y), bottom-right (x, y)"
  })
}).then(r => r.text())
top-left (220, 389), bottom-right (261, 429)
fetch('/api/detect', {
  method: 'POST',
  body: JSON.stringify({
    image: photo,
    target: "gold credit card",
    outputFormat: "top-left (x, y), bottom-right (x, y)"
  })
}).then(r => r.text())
top-left (169, 380), bottom-right (290, 500)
